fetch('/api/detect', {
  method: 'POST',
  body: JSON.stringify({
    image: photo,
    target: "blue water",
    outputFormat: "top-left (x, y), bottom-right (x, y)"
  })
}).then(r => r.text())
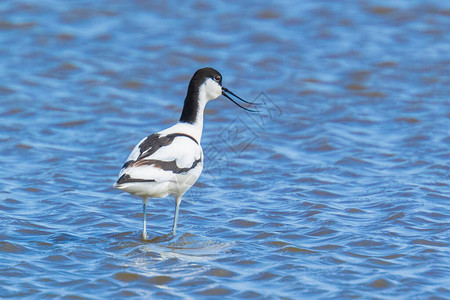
top-left (1, 0), bottom-right (449, 298)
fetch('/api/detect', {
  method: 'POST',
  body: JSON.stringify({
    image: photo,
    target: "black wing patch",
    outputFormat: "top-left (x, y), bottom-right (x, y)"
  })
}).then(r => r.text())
top-left (116, 174), bottom-right (155, 184)
top-left (131, 158), bottom-right (202, 173)
top-left (121, 133), bottom-right (199, 169)
top-left (138, 133), bottom-right (198, 160)
top-left (116, 156), bottom-right (201, 185)
top-left (117, 132), bottom-right (202, 187)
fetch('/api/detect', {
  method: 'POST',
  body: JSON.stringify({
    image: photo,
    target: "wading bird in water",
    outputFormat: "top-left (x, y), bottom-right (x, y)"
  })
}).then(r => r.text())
top-left (114, 67), bottom-right (256, 240)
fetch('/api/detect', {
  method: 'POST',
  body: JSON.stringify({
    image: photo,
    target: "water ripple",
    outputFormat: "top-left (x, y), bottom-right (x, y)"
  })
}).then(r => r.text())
top-left (0, 0), bottom-right (449, 298)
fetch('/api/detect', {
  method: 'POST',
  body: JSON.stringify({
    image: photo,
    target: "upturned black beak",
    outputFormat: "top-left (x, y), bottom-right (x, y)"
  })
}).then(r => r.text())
top-left (222, 87), bottom-right (258, 112)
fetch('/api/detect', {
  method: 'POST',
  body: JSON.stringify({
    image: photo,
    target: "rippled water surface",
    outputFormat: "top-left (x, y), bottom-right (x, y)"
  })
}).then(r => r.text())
top-left (1, 0), bottom-right (449, 298)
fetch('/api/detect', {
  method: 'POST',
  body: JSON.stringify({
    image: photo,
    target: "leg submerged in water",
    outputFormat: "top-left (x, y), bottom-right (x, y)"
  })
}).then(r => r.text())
top-left (170, 196), bottom-right (182, 236)
top-left (141, 197), bottom-right (148, 240)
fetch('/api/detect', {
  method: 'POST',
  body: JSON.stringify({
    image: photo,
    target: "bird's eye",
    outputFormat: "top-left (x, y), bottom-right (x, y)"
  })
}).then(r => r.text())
top-left (213, 76), bottom-right (221, 82)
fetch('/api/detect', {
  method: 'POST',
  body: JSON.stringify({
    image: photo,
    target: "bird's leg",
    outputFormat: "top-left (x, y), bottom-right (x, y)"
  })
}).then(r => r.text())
top-left (170, 196), bottom-right (182, 236)
top-left (141, 197), bottom-right (148, 240)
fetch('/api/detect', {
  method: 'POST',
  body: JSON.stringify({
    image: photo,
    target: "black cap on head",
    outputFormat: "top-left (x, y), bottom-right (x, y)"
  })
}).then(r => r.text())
top-left (190, 67), bottom-right (222, 87)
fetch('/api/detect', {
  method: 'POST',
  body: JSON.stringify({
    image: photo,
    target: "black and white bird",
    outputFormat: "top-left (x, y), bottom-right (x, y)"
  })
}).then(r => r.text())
top-left (114, 67), bottom-right (256, 240)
